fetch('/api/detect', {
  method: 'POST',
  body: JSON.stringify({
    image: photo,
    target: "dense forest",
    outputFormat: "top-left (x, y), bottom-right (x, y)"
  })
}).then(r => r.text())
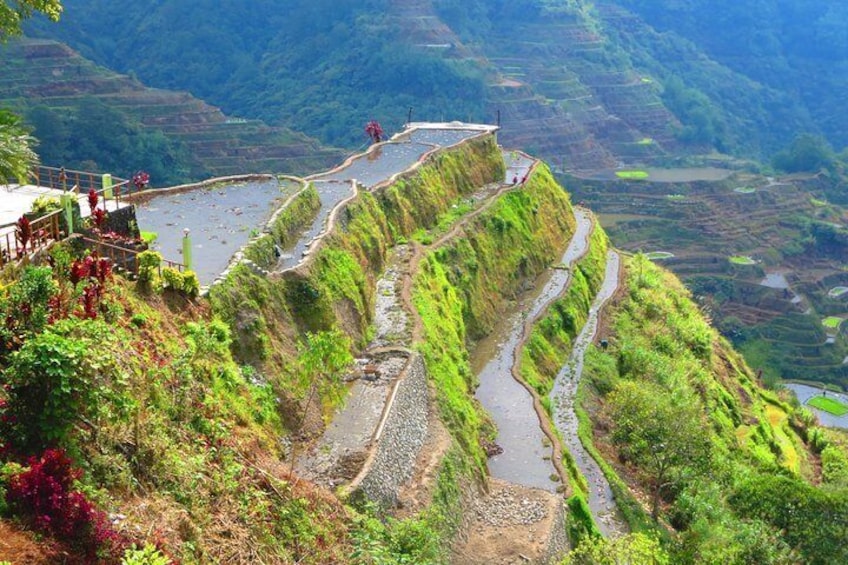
top-left (24, 0), bottom-right (848, 162)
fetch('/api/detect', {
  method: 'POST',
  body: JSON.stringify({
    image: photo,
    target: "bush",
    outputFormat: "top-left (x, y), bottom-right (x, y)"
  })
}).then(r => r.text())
top-left (160, 267), bottom-right (183, 291)
top-left (121, 544), bottom-right (172, 565)
top-left (160, 267), bottom-right (199, 297)
top-left (30, 195), bottom-right (61, 216)
top-left (181, 270), bottom-right (200, 297)
top-left (5, 449), bottom-right (126, 559)
top-left (136, 250), bottom-right (162, 289)
top-left (1, 266), bottom-right (57, 352)
top-left (2, 319), bottom-right (130, 451)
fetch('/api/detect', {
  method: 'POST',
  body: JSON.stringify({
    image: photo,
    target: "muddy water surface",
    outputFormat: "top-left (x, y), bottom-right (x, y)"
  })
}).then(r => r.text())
top-left (551, 251), bottom-right (628, 537)
top-left (135, 179), bottom-right (295, 284)
top-left (314, 142), bottom-right (434, 189)
top-left (473, 209), bottom-right (593, 491)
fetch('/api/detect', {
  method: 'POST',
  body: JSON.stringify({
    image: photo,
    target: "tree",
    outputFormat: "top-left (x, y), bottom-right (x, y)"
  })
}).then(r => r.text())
top-left (288, 329), bottom-right (353, 469)
top-left (0, 0), bottom-right (62, 40)
top-left (772, 133), bottom-right (837, 173)
top-left (0, 110), bottom-right (38, 183)
top-left (606, 380), bottom-right (711, 521)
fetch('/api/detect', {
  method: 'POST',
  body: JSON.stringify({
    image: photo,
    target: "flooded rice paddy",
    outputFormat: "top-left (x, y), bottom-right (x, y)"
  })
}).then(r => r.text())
top-left (135, 178), bottom-right (296, 284)
top-left (473, 210), bottom-right (593, 491)
top-left (785, 383), bottom-right (848, 429)
top-left (551, 251), bottom-right (628, 537)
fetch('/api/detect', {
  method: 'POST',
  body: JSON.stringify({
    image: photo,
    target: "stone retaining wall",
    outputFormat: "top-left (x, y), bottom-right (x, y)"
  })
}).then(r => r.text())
top-left (542, 501), bottom-right (569, 565)
top-left (352, 352), bottom-right (430, 508)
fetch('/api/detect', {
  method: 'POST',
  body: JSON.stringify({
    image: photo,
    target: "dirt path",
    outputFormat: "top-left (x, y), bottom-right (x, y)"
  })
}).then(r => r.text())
top-left (550, 251), bottom-right (628, 537)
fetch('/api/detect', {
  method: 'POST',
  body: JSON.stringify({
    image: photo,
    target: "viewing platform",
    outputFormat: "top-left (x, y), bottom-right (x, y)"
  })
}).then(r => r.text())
top-left (1, 166), bottom-right (133, 266)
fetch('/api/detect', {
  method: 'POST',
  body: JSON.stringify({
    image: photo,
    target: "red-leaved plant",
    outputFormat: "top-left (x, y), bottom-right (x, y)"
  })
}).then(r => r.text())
top-left (15, 215), bottom-right (31, 255)
top-left (87, 189), bottom-right (99, 215)
top-left (92, 208), bottom-right (107, 230)
top-left (66, 255), bottom-right (112, 320)
top-left (6, 449), bottom-right (127, 559)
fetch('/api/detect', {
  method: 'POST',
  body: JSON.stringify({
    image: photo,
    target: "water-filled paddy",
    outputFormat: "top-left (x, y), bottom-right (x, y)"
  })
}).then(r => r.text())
top-left (135, 179), bottom-right (295, 284)
top-left (313, 142), bottom-right (434, 189)
top-left (785, 383), bottom-right (848, 429)
top-left (828, 286), bottom-right (848, 298)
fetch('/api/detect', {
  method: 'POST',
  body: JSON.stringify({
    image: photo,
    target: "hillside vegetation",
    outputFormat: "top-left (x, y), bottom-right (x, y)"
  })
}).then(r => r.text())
top-left (0, 38), bottom-right (342, 184)
top-left (0, 131), bottom-right (845, 562)
top-left (24, 0), bottom-right (848, 167)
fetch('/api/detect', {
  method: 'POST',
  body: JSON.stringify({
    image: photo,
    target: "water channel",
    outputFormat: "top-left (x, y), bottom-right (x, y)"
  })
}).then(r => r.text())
top-left (551, 251), bottom-right (628, 537)
top-left (274, 180), bottom-right (355, 272)
top-left (473, 209), bottom-right (593, 491)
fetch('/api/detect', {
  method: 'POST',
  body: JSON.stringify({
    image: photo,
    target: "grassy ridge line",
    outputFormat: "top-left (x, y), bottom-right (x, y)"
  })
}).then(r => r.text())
top-left (208, 134), bottom-right (503, 373)
top-left (413, 163), bottom-right (577, 472)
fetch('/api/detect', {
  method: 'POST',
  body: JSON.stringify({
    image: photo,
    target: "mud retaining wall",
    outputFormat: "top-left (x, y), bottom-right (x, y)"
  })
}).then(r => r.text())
top-left (353, 353), bottom-right (430, 508)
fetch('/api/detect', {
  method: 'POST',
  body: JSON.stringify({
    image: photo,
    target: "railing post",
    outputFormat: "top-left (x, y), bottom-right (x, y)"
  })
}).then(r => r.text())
top-left (182, 228), bottom-right (192, 270)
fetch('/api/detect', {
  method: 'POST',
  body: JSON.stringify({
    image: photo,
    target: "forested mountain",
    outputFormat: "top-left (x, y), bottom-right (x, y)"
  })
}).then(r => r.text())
top-left (0, 38), bottom-right (343, 184)
top-left (24, 0), bottom-right (848, 166)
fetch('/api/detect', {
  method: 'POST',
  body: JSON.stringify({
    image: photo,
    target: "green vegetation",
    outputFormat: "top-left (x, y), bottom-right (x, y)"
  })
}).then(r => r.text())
top-left (0, 109), bottom-right (38, 183)
top-left (562, 532), bottom-right (669, 565)
top-left (413, 163), bottom-right (577, 470)
top-left (644, 251), bottom-right (673, 260)
top-left (0, 0), bottom-right (61, 39)
top-left (773, 134), bottom-right (838, 174)
top-left (520, 224), bottom-right (608, 406)
top-left (729, 255), bottom-right (757, 265)
top-left (822, 316), bottom-right (843, 330)
top-left (575, 254), bottom-right (842, 563)
top-left (615, 170), bottom-right (650, 180)
top-left (808, 395), bottom-right (848, 416)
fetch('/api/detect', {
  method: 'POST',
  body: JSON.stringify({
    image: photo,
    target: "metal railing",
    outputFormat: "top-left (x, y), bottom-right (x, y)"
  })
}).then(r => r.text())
top-left (0, 211), bottom-right (63, 268)
top-left (31, 165), bottom-right (133, 209)
top-left (80, 237), bottom-right (185, 276)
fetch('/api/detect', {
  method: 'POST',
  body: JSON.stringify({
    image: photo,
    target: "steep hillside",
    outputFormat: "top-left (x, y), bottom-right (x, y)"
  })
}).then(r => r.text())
top-left (616, 0), bottom-right (848, 150)
top-left (0, 38), bottom-right (343, 183)
top-left (25, 0), bottom-right (829, 171)
top-left (1, 128), bottom-right (844, 563)
top-left (27, 0), bottom-right (847, 175)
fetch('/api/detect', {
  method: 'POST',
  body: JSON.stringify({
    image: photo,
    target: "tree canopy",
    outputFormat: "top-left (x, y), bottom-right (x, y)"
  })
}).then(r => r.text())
top-left (0, 0), bottom-right (61, 39)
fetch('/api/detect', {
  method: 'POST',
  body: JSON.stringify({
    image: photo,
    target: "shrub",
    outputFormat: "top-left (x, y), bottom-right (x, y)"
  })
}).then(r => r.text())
top-left (160, 267), bottom-right (183, 291)
top-left (181, 270), bottom-right (200, 297)
top-left (136, 250), bottom-right (162, 289)
top-left (3, 319), bottom-right (130, 451)
top-left (30, 195), bottom-right (61, 216)
top-left (87, 188), bottom-right (99, 214)
top-left (121, 544), bottom-right (172, 565)
top-left (161, 267), bottom-right (200, 298)
top-left (1, 265), bottom-right (57, 354)
top-left (6, 449), bottom-right (126, 559)
top-left (130, 313), bottom-right (148, 328)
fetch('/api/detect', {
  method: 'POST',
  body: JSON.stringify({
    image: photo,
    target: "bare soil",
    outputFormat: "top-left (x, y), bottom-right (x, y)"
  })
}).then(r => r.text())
top-left (451, 479), bottom-right (563, 565)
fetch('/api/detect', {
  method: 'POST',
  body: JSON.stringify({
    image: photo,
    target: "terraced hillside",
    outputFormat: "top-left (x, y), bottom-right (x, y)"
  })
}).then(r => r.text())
top-left (570, 170), bottom-right (848, 387)
top-left (0, 38), bottom-right (343, 182)
top-left (388, 0), bottom-right (676, 172)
